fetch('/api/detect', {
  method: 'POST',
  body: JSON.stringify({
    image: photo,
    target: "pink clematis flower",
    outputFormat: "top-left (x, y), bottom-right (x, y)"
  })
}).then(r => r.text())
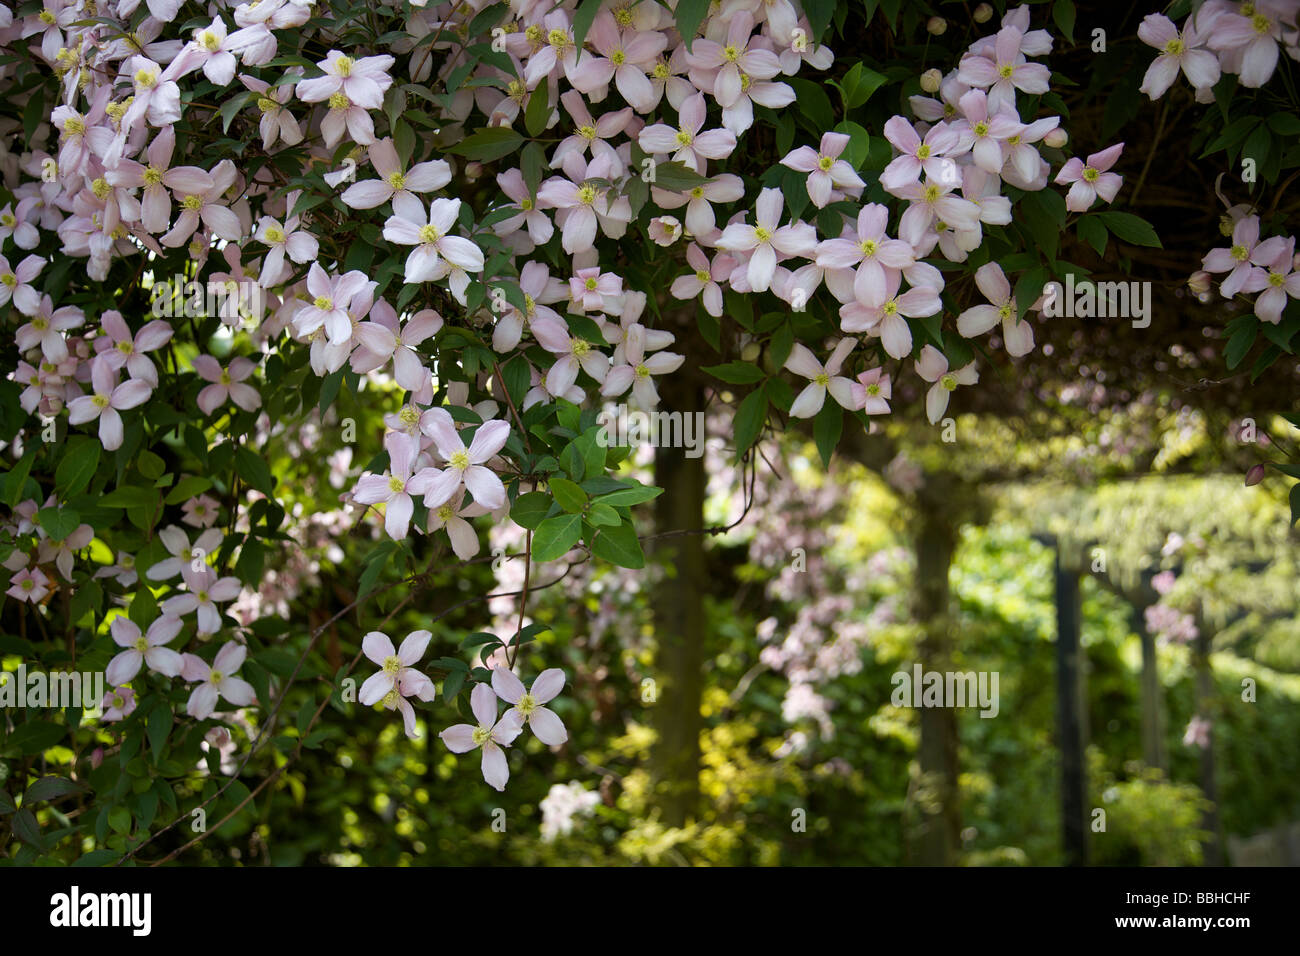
top-left (839, 270), bottom-right (941, 359)
top-left (352, 431), bottom-right (426, 539)
top-left (568, 10), bottom-right (667, 111)
top-left (6, 567), bottom-right (50, 603)
top-left (194, 355), bottom-right (261, 415)
top-left (637, 92), bottom-right (736, 174)
top-left (1209, 3), bottom-right (1285, 88)
top-left (427, 490), bottom-right (489, 560)
top-left (16, 296), bottom-right (83, 363)
top-left (785, 339), bottom-right (857, 419)
top-left (715, 187), bottom-right (817, 293)
top-left (687, 12), bottom-right (782, 109)
top-left (780, 132), bottom-right (866, 208)
top-left (438, 682), bottom-right (526, 791)
top-left (916, 345), bottom-right (978, 424)
top-left (295, 49), bottom-right (394, 110)
top-left (163, 563), bottom-right (241, 635)
top-left (294, 264), bottom-right (373, 344)
top-left (671, 243), bottom-right (735, 317)
top-left (358, 629), bottom-right (436, 739)
top-left (67, 359), bottom-right (152, 450)
top-left (956, 262), bottom-right (1034, 357)
top-left (182, 643), bottom-right (257, 719)
top-left (105, 126), bottom-right (214, 235)
top-left (1202, 214), bottom-right (1285, 299)
top-left (101, 686), bottom-right (137, 722)
top-left (852, 368), bottom-right (892, 415)
top-left (1055, 143), bottom-right (1124, 212)
top-left (341, 137), bottom-right (452, 209)
top-left (105, 614), bottom-right (184, 685)
top-left (352, 304), bottom-right (441, 390)
top-left (492, 667), bottom-right (568, 745)
top-left (94, 311), bottom-right (173, 386)
top-left (383, 194), bottom-right (485, 284)
top-left (0, 254), bottom-right (46, 315)
top-left (815, 204), bottom-right (916, 304)
top-left (1137, 13), bottom-right (1221, 99)
top-left (880, 117), bottom-right (961, 191)
top-left (416, 411), bottom-right (511, 511)
top-left (957, 26), bottom-right (1051, 113)
top-left (652, 172), bottom-right (744, 237)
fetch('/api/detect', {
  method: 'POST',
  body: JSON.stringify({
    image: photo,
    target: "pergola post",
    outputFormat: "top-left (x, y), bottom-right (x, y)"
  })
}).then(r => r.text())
top-left (1054, 543), bottom-right (1089, 867)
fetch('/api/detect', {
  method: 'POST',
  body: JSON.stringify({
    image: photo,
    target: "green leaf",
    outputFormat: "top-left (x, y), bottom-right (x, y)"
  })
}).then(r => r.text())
top-left (832, 121), bottom-right (871, 169)
top-left (107, 805), bottom-right (132, 835)
top-left (235, 447), bottom-right (275, 496)
top-left (588, 503), bottom-right (620, 526)
top-left (146, 702), bottom-right (172, 764)
top-left (572, 0), bottom-right (602, 50)
top-left (1076, 215), bottom-right (1108, 256)
top-left (590, 520), bottom-right (645, 569)
top-left (218, 91), bottom-right (252, 134)
top-left (733, 388), bottom-right (768, 459)
top-left (702, 361), bottom-right (766, 385)
top-left (595, 484), bottom-right (664, 507)
top-left (1096, 211), bottom-right (1161, 248)
top-left (1052, 0), bottom-right (1076, 43)
top-left (524, 77), bottom-right (550, 137)
top-left (137, 449), bottom-right (165, 481)
top-left (652, 161), bottom-right (709, 192)
top-left (3, 450), bottom-right (36, 509)
top-left (165, 475), bottom-right (213, 505)
top-left (55, 438), bottom-right (100, 497)
top-left (813, 399), bottom-right (842, 468)
top-left (675, 0), bottom-right (710, 51)
top-left (24, 776), bottom-right (83, 803)
top-left (37, 506), bottom-right (81, 542)
top-left (532, 513), bottom-right (583, 562)
top-left (1225, 320), bottom-right (1257, 370)
top-left (11, 808), bottom-right (41, 847)
top-left (1291, 482), bottom-right (1300, 526)
top-left (838, 63), bottom-right (887, 110)
top-left (549, 477), bottom-right (588, 514)
top-left (3, 720), bottom-right (66, 757)
top-left (511, 491), bottom-right (553, 530)
top-left (99, 485), bottom-right (160, 509)
top-left (448, 127), bottom-right (524, 162)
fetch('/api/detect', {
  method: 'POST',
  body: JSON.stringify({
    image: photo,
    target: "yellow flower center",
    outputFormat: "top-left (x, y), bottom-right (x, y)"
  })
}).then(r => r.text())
top-left (135, 68), bottom-right (157, 89)
top-left (584, 277), bottom-right (598, 291)
top-left (143, 166), bottom-right (164, 186)
top-left (974, 121), bottom-right (989, 137)
top-left (265, 226), bottom-right (285, 244)
top-left (520, 197), bottom-right (534, 211)
top-left (335, 55), bottom-right (354, 77)
top-left (200, 30), bottom-right (220, 51)
top-left (867, 383), bottom-right (881, 397)
top-left (723, 45), bottom-right (740, 62)
top-left (134, 637), bottom-right (149, 652)
top-left (814, 372), bottom-right (830, 387)
top-left (611, 50), bottom-right (626, 66)
top-left (998, 64), bottom-right (1013, 79)
top-left (92, 394), bottom-right (110, 408)
top-left (1164, 38), bottom-right (1185, 55)
top-left (383, 654), bottom-right (401, 675)
top-left (182, 194), bottom-right (203, 210)
top-left (388, 476), bottom-right (405, 493)
top-left (941, 373), bottom-right (958, 391)
top-left (472, 725), bottom-right (492, 745)
top-left (1082, 166), bottom-right (1099, 183)
top-left (258, 96), bottom-right (279, 113)
top-left (328, 91), bottom-right (351, 110)
top-left (40, 9), bottom-right (55, 23)
top-left (418, 224), bottom-right (443, 244)
top-left (314, 295), bottom-right (334, 310)
top-left (517, 693), bottom-right (537, 716)
top-left (917, 144), bottom-right (931, 159)
top-left (696, 269), bottom-right (710, 283)
top-left (754, 226), bottom-right (772, 242)
top-left (818, 155), bottom-right (834, 171)
top-left (437, 503), bottom-right (454, 521)
top-left (860, 239), bottom-right (877, 256)
top-left (64, 116), bottom-right (86, 136)
top-left (676, 129), bottom-right (693, 147)
top-left (1252, 13), bottom-right (1271, 34)
top-left (117, 339), bottom-right (134, 354)
top-left (924, 185), bottom-right (940, 202)
top-left (450, 450), bottom-right (471, 471)
top-left (572, 337), bottom-right (591, 355)
top-left (577, 184), bottom-right (596, 205)
top-left (579, 125), bottom-right (597, 140)
top-left (547, 28), bottom-right (570, 50)
top-left (1269, 271), bottom-right (1286, 287)
top-left (1229, 244), bottom-right (1248, 261)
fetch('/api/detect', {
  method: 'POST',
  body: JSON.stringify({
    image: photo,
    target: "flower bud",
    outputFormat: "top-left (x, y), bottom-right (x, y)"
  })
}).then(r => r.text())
top-left (648, 215), bottom-right (682, 246)
top-left (1187, 270), bottom-right (1212, 294)
top-left (464, 161), bottom-right (484, 181)
top-left (90, 747), bottom-right (104, 770)
top-left (1245, 464), bottom-right (1266, 486)
top-left (973, 3), bottom-right (993, 23)
top-left (920, 69), bottom-right (942, 93)
top-left (1043, 128), bottom-right (1068, 148)
top-left (927, 16), bottom-right (946, 35)
top-left (741, 342), bottom-right (761, 362)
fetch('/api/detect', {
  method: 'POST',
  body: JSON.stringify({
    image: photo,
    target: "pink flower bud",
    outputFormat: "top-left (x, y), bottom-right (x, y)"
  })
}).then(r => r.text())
top-left (464, 161), bottom-right (484, 181)
top-left (1244, 464), bottom-right (1266, 486)
top-left (1187, 271), bottom-right (1211, 294)
top-left (927, 16), bottom-right (946, 35)
top-left (648, 215), bottom-right (682, 246)
top-left (973, 3), bottom-right (993, 23)
top-left (920, 69), bottom-right (942, 93)
top-left (90, 747), bottom-right (104, 770)
top-left (1043, 128), bottom-right (1068, 148)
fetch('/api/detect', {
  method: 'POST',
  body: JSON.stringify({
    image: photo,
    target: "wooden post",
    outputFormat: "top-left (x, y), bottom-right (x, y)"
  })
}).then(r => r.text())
top-left (1193, 625), bottom-right (1223, 865)
top-left (911, 497), bottom-right (960, 865)
top-left (1132, 603), bottom-right (1167, 772)
top-left (649, 367), bottom-right (706, 827)
top-left (1055, 545), bottom-right (1089, 866)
